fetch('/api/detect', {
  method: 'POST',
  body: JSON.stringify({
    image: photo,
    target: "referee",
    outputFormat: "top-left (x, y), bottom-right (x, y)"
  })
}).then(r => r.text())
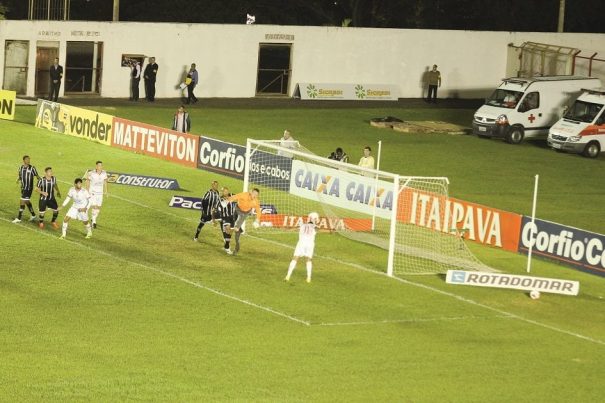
top-left (193, 180), bottom-right (221, 242)
top-left (12, 155), bottom-right (41, 223)
top-left (216, 187), bottom-right (237, 254)
top-left (35, 167), bottom-right (62, 229)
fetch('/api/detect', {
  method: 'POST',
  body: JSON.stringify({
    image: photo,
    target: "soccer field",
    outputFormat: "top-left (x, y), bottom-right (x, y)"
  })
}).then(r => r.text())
top-left (1, 102), bottom-right (604, 401)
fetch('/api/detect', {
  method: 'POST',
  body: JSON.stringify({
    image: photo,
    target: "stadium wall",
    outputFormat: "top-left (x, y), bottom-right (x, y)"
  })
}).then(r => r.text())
top-left (1, 20), bottom-right (604, 99)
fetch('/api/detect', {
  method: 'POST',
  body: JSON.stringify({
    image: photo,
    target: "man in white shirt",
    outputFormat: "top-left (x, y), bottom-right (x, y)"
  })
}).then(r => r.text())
top-left (358, 146), bottom-right (375, 176)
top-left (278, 129), bottom-right (297, 158)
top-left (59, 178), bottom-right (92, 239)
top-left (285, 212), bottom-right (319, 283)
top-left (86, 161), bottom-right (108, 229)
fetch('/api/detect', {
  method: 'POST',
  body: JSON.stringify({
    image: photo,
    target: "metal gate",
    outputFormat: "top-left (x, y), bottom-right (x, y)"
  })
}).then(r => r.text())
top-left (3, 40), bottom-right (30, 95)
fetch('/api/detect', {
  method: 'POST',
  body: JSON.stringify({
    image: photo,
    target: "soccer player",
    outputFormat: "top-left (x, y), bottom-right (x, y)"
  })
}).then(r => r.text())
top-left (224, 188), bottom-right (262, 255)
top-left (216, 187), bottom-right (236, 254)
top-left (59, 178), bottom-right (92, 239)
top-left (12, 155), bottom-right (41, 223)
top-left (85, 161), bottom-right (108, 229)
top-left (35, 167), bottom-right (61, 229)
top-left (193, 180), bottom-right (221, 241)
top-left (285, 212), bottom-right (319, 283)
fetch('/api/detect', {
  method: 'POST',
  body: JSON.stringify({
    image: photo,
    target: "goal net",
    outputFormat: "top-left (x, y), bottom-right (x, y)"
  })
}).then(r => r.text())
top-left (244, 139), bottom-right (494, 276)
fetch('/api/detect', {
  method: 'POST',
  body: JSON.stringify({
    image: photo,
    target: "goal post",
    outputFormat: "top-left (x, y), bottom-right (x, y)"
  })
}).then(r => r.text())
top-left (244, 138), bottom-right (495, 276)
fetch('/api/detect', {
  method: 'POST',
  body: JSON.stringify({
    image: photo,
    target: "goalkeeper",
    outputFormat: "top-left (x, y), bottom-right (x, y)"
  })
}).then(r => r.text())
top-left (223, 188), bottom-right (262, 255)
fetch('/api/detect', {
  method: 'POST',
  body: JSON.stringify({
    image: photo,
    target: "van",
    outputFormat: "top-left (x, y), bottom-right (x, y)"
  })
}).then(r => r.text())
top-left (472, 76), bottom-right (602, 144)
top-left (547, 89), bottom-right (605, 158)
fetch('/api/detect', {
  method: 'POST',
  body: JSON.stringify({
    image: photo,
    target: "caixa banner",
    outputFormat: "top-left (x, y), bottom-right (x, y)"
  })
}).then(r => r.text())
top-left (519, 216), bottom-right (605, 278)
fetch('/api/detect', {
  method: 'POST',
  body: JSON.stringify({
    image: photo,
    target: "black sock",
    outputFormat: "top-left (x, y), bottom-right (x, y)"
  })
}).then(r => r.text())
top-left (26, 202), bottom-right (35, 216)
top-left (51, 211), bottom-right (58, 222)
top-left (39, 213), bottom-right (45, 222)
top-left (18, 207), bottom-right (24, 219)
top-left (195, 222), bottom-right (205, 238)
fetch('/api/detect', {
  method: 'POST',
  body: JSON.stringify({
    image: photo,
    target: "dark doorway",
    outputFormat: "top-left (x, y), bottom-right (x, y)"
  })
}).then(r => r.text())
top-left (35, 42), bottom-right (59, 97)
top-left (256, 43), bottom-right (292, 96)
top-left (65, 41), bottom-right (103, 94)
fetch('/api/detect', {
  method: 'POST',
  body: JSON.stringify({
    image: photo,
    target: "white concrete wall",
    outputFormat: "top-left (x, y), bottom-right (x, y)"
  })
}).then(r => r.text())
top-left (1, 20), bottom-right (604, 99)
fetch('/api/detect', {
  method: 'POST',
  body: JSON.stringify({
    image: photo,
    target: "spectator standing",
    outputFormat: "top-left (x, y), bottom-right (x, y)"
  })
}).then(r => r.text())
top-left (49, 57), bottom-right (63, 102)
top-left (186, 63), bottom-right (198, 104)
top-left (130, 60), bottom-right (141, 101)
top-left (172, 105), bottom-right (191, 133)
top-left (278, 130), bottom-right (297, 158)
top-left (328, 147), bottom-right (349, 163)
top-left (427, 64), bottom-right (441, 103)
top-left (358, 146), bottom-right (375, 176)
top-left (144, 57), bottom-right (159, 102)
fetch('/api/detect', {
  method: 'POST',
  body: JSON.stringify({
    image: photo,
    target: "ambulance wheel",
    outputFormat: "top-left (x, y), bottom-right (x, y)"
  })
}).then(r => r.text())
top-left (506, 126), bottom-right (524, 144)
top-left (583, 141), bottom-right (600, 158)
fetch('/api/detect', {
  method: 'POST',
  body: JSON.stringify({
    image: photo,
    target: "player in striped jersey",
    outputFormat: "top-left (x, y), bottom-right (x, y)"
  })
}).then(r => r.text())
top-left (85, 161), bottom-right (108, 229)
top-left (216, 187), bottom-right (237, 254)
top-left (193, 180), bottom-right (221, 241)
top-left (35, 167), bottom-right (62, 229)
top-left (285, 212), bottom-right (320, 283)
top-left (12, 155), bottom-right (41, 223)
top-left (59, 178), bottom-right (92, 239)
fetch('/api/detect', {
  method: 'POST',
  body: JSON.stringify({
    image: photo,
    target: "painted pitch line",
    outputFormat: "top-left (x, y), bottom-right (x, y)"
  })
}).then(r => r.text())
top-left (249, 236), bottom-right (605, 345)
top-left (18, 187), bottom-right (605, 344)
top-left (315, 314), bottom-right (513, 327)
top-left (103, 193), bottom-right (605, 344)
top-left (1, 217), bottom-right (310, 327)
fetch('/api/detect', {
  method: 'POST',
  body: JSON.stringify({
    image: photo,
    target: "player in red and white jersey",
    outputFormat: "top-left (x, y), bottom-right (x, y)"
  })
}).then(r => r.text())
top-left (285, 212), bottom-right (319, 283)
top-left (85, 160), bottom-right (108, 228)
top-left (59, 178), bottom-right (92, 239)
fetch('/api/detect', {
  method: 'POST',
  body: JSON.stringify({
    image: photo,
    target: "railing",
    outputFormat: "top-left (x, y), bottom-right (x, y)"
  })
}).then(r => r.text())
top-left (256, 69), bottom-right (290, 95)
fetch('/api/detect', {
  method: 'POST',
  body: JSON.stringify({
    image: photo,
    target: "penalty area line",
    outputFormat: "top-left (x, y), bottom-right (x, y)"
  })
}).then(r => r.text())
top-left (254, 236), bottom-right (605, 345)
top-left (1, 217), bottom-right (311, 327)
top-left (78, 193), bottom-right (605, 344)
top-left (315, 314), bottom-right (513, 327)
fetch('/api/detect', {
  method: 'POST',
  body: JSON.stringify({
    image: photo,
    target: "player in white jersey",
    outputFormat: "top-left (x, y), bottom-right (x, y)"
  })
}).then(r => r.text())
top-left (285, 212), bottom-right (320, 283)
top-left (86, 160), bottom-right (108, 228)
top-left (59, 178), bottom-right (92, 239)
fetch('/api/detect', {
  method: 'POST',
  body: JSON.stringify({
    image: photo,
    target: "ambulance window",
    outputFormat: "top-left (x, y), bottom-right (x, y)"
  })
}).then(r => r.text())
top-left (519, 92), bottom-right (539, 112)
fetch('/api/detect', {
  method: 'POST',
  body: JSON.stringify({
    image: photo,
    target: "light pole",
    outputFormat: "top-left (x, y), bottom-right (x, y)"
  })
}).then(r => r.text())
top-left (557, 0), bottom-right (565, 32)
top-left (113, 0), bottom-right (119, 21)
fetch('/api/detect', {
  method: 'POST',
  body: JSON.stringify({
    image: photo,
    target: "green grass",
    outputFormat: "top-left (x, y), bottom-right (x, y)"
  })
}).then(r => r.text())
top-left (1, 103), bottom-right (604, 402)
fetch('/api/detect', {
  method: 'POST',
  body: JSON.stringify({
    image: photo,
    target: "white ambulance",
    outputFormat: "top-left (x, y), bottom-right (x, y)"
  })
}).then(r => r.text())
top-left (547, 89), bottom-right (605, 158)
top-left (472, 76), bottom-right (601, 144)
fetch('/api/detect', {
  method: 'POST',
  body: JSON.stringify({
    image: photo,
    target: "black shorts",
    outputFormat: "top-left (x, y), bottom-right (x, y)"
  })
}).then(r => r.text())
top-left (221, 217), bottom-right (234, 228)
top-left (39, 198), bottom-right (58, 212)
top-left (199, 212), bottom-right (214, 223)
top-left (20, 188), bottom-right (33, 200)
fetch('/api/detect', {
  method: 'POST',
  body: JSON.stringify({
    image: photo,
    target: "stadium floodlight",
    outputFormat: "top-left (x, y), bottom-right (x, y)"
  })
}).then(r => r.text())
top-left (244, 139), bottom-right (495, 276)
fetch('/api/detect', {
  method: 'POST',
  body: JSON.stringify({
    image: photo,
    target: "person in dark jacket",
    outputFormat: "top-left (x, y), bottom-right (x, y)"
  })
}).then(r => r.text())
top-left (49, 57), bottom-right (63, 102)
top-left (172, 105), bottom-right (191, 133)
top-left (130, 60), bottom-right (141, 101)
top-left (143, 57), bottom-right (158, 102)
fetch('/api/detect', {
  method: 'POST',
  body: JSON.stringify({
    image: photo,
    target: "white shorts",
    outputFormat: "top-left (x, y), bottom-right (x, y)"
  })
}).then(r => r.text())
top-left (293, 241), bottom-right (315, 258)
top-left (66, 207), bottom-right (89, 221)
top-left (90, 193), bottom-right (103, 207)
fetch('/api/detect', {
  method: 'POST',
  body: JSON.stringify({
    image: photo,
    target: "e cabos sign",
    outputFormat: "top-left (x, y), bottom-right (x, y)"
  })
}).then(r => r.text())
top-left (518, 217), bottom-right (605, 278)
